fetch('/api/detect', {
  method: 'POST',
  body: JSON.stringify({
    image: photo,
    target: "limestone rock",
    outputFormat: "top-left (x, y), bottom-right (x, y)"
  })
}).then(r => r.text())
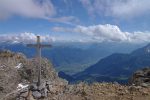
top-left (142, 83), bottom-right (149, 87)
top-left (32, 91), bottom-right (41, 99)
top-left (38, 81), bottom-right (46, 91)
top-left (129, 67), bottom-right (150, 86)
top-left (41, 88), bottom-right (48, 97)
top-left (30, 83), bottom-right (38, 91)
top-left (20, 91), bottom-right (28, 98)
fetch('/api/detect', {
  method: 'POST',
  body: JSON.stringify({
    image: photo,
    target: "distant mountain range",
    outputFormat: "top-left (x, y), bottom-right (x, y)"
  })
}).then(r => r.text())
top-left (0, 41), bottom-right (144, 75)
top-left (70, 43), bottom-right (150, 84)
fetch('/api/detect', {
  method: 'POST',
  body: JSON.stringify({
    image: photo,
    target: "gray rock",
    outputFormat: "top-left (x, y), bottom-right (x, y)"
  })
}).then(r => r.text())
top-left (17, 97), bottom-right (26, 100)
top-left (20, 87), bottom-right (29, 93)
top-left (135, 70), bottom-right (144, 77)
top-left (0, 86), bottom-right (4, 91)
top-left (47, 84), bottom-right (53, 91)
top-left (141, 83), bottom-right (149, 87)
top-left (129, 86), bottom-right (138, 91)
top-left (30, 83), bottom-right (38, 91)
top-left (20, 91), bottom-right (28, 98)
top-left (113, 81), bottom-right (119, 85)
top-left (129, 67), bottom-right (150, 86)
top-left (32, 91), bottom-right (41, 99)
top-left (38, 82), bottom-right (46, 91)
top-left (46, 80), bottom-right (52, 85)
top-left (41, 88), bottom-right (48, 97)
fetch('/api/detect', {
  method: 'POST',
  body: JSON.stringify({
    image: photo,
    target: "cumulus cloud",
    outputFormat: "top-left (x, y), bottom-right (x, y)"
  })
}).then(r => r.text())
top-left (0, 0), bottom-right (56, 19)
top-left (0, 32), bottom-right (92, 43)
top-left (80, 0), bottom-right (150, 18)
top-left (0, 33), bottom-right (55, 44)
top-left (1, 26), bottom-right (150, 44)
top-left (52, 24), bottom-right (150, 43)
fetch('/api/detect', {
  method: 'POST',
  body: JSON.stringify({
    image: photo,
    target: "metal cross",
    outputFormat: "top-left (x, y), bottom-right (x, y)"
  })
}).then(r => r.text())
top-left (27, 36), bottom-right (52, 86)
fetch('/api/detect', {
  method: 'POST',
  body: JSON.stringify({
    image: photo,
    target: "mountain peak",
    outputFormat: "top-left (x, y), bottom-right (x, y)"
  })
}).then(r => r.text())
top-left (131, 43), bottom-right (150, 55)
top-left (144, 43), bottom-right (150, 53)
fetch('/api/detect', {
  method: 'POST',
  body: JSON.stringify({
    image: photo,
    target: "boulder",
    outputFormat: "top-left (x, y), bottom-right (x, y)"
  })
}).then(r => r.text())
top-left (129, 67), bottom-right (150, 86)
top-left (41, 88), bottom-right (48, 97)
top-left (38, 81), bottom-right (46, 91)
top-left (32, 91), bottom-right (41, 99)
top-left (30, 83), bottom-right (38, 91)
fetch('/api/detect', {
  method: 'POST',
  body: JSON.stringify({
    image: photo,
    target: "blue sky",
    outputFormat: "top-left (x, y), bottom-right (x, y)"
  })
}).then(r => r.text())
top-left (0, 0), bottom-right (150, 43)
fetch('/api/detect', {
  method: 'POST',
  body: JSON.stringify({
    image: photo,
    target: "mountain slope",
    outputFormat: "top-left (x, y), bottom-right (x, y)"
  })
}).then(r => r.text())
top-left (73, 43), bottom-right (150, 83)
top-left (0, 42), bottom-right (143, 75)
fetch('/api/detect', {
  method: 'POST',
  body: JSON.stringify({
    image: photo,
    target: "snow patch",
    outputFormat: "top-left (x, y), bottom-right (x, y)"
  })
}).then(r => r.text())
top-left (15, 63), bottom-right (23, 69)
top-left (147, 49), bottom-right (150, 53)
top-left (0, 65), bottom-right (6, 70)
top-left (17, 83), bottom-right (29, 91)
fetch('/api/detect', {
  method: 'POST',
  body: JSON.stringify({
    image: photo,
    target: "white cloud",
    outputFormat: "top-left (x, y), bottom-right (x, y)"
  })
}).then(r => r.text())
top-left (52, 26), bottom-right (72, 32)
top-left (48, 16), bottom-right (80, 25)
top-left (1, 26), bottom-right (150, 44)
top-left (0, 0), bottom-right (56, 19)
top-left (0, 33), bottom-right (55, 44)
top-left (80, 0), bottom-right (96, 17)
top-left (80, 0), bottom-right (150, 18)
top-left (0, 0), bottom-right (79, 25)
top-left (52, 24), bottom-right (150, 43)
top-left (0, 32), bottom-right (91, 43)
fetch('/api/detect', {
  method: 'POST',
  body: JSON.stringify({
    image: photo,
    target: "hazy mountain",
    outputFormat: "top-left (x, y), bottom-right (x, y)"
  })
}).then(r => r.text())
top-left (58, 71), bottom-right (75, 83)
top-left (73, 43), bottom-right (150, 84)
top-left (0, 42), bottom-right (144, 75)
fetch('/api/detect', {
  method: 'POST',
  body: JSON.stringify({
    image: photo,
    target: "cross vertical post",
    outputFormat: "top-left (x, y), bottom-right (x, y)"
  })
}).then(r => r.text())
top-left (27, 36), bottom-right (52, 86)
top-left (37, 36), bottom-right (41, 86)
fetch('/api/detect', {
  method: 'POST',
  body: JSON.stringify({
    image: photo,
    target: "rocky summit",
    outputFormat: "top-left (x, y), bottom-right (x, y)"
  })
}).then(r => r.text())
top-left (0, 51), bottom-right (150, 100)
top-left (0, 50), bottom-right (67, 100)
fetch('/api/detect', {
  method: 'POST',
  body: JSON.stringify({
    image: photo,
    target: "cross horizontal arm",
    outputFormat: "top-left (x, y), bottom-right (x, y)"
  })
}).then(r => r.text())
top-left (27, 44), bottom-right (52, 48)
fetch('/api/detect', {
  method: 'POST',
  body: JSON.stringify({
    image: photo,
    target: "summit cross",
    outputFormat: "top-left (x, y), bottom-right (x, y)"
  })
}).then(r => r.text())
top-left (27, 36), bottom-right (52, 86)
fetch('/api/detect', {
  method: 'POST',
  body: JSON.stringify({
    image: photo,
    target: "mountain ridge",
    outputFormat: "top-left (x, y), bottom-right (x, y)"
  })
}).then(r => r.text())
top-left (0, 42), bottom-right (143, 75)
top-left (71, 43), bottom-right (150, 83)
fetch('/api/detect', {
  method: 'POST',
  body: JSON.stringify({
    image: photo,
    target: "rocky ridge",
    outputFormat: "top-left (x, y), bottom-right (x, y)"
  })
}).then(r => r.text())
top-left (0, 50), bottom-right (67, 100)
top-left (0, 50), bottom-right (150, 100)
top-left (18, 82), bottom-right (150, 100)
